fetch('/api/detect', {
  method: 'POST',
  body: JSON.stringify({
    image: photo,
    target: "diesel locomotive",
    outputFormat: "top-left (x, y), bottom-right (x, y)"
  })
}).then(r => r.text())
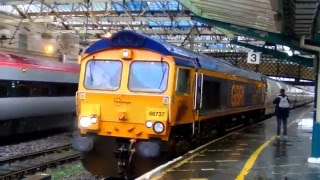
top-left (72, 31), bottom-right (313, 178)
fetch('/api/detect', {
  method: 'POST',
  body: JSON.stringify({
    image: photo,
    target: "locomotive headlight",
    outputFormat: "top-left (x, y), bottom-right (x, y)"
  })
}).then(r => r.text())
top-left (121, 49), bottom-right (132, 59)
top-left (153, 122), bottom-right (164, 134)
top-left (80, 117), bottom-right (91, 128)
top-left (122, 50), bottom-right (129, 57)
top-left (91, 117), bottom-right (97, 124)
top-left (145, 120), bottom-right (153, 128)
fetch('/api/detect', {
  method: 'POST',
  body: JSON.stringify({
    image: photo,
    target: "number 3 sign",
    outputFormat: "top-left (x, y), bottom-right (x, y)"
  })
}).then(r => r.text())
top-left (247, 52), bottom-right (261, 64)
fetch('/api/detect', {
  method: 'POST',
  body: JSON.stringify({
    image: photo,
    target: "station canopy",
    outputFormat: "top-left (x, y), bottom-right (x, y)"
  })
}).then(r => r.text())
top-left (0, 0), bottom-right (319, 65)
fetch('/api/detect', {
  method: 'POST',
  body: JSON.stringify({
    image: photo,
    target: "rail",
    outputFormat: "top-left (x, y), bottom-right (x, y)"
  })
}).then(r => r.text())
top-left (0, 144), bottom-right (81, 179)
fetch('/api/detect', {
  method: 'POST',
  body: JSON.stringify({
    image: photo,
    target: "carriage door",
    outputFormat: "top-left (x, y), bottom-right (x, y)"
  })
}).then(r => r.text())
top-left (193, 72), bottom-right (203, 120)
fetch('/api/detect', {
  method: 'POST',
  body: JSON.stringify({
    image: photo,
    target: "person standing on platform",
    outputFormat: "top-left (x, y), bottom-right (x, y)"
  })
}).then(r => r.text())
top-left (273, 88), bottom-right (290, 139)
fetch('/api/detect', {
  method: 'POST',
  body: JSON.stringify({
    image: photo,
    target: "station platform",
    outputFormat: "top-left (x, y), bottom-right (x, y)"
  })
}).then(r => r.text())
top-left (137, 104), bottom-right (320, 180)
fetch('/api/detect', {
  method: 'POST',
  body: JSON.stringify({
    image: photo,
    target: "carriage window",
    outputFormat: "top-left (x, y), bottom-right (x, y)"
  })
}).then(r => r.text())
top-left (129, 61), bottom-right (169, 92)
top-left (176, 68), bottom-right (190, 94)
top-left (0, 80), bottom-right (76, 97)
top-left (31, 85), bottom-right (41, 96)
top-left (201, 77), bottom-right (220, 110)
top-left (48, 83), bottom-right (77, 96)
top-left (0, 82), bottom-right (8, 97)
top-left (40, 86), bottom-right (50, 96)
top-left (15, 84), bottom-right (30, 97)
top-left (84, 60), bottom-right (122, 90)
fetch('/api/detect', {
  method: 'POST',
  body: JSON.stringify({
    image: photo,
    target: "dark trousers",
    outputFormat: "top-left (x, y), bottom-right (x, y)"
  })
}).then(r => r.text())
top-left (277, 117), bottom-right (287, 136)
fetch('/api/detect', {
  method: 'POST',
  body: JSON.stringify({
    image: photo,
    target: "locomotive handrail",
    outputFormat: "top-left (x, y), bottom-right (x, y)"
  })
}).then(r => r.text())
top-left (193, 72), bottom-right (198, 110)
top-left (75, 91), bottom-right (79, 116)
top-left (200, 73), bottom-right (204, 109)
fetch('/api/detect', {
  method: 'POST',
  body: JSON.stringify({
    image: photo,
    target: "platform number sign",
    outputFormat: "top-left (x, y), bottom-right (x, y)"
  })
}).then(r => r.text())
top-left (247, 52), bottom-right (261, 64)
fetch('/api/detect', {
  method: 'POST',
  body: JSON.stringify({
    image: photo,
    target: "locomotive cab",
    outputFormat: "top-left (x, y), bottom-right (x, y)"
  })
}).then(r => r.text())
top-left (75, 49), bottom-right (176, 140)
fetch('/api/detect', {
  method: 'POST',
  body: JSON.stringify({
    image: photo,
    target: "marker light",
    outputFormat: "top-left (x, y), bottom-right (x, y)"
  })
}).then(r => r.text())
top-left (123, 50), bottom-right (128, 57)
top-left (121, 49), bottom-right (132, 59)
top-left (163, 97), bottom-right (169, 105)
top-left (145, 121), bottom-right (153, 128)
top-left (153, 122), bottom-right (164, 134)
top-left (80, 117), bottom-right (91, 128)
top-left (91, 117), bottom-right (97, 124)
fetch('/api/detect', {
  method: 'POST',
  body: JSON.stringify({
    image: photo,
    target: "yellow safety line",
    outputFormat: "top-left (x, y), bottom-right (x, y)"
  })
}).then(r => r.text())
top-left (236, 108), bottom-right (312, 180)
top-left (235, 136), bottom-right (275, 180)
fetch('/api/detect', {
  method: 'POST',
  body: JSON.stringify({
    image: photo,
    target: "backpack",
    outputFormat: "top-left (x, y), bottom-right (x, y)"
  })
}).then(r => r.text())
top-left (278, 96), bottom-right (290, 108)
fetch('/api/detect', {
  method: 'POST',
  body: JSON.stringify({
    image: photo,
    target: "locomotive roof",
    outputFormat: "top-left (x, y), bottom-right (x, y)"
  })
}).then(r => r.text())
top-left (0, 53), bottom-right (80, 73)
top-left (85, 30), bottom-right (263, 81)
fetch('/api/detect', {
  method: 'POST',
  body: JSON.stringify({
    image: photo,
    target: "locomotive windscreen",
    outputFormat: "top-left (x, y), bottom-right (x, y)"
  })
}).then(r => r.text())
top-left (128, 61), bottom-right (169, 92)
top-left (84, 60), bottom-right (122, 90)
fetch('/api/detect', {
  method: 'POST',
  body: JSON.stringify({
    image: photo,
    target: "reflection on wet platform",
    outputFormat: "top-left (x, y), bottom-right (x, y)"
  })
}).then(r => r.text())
top-left (147, 105), bottom-right (320, 180)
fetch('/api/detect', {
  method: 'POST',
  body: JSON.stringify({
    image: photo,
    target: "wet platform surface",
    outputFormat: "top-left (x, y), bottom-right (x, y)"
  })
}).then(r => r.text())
top-left (143, 104), bottom-right (320, 180)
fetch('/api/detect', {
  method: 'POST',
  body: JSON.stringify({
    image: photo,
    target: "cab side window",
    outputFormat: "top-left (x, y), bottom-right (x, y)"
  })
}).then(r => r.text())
top-left (176, 68), bottom-right (190, 94)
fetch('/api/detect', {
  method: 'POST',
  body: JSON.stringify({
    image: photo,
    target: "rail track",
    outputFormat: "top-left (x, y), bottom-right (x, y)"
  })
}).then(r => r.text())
top-left (0, 144), bottom-right (81, 179)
